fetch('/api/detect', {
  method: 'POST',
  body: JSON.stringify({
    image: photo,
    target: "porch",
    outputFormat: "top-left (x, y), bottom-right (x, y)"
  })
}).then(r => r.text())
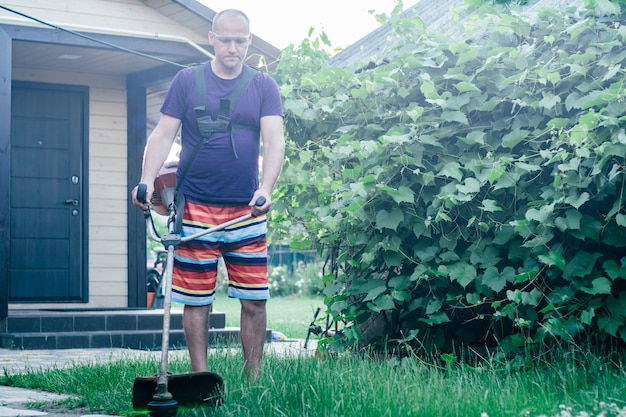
top-left (0, 309), bottom-right (269, 350)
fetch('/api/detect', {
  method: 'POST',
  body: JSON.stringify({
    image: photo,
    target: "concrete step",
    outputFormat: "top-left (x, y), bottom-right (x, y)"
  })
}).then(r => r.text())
top-left (0, 309), bottom-right (270, 350)
top-left (0, 327), bottom-right (271, 350)
top-left (3, 308), bottom-right (224, 334)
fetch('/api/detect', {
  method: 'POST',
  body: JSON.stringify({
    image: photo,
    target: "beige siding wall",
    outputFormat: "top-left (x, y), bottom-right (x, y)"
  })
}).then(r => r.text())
top-left (11, 68), bottom-right (130, 309)
top-left (0, 0), bottom-right (207, 45)
top-left (4, 0), bottom-right (202, 311)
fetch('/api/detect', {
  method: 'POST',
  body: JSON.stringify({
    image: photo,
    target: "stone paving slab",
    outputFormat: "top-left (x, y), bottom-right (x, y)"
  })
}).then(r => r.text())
top-left (0, 386), bottom-right (75, 417)
top-left (0, 348), bottom-right (156, 375)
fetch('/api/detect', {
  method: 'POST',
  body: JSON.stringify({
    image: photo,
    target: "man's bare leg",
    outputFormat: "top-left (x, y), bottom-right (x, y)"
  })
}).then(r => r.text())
top-left (183, 304), bottom-right (211, 372)
top-left (239, 299), bottom-right (267, 380)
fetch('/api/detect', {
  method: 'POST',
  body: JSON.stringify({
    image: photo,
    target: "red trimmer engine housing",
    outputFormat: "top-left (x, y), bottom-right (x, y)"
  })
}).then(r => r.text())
top-left (152, 160), bottom-right (178, 216)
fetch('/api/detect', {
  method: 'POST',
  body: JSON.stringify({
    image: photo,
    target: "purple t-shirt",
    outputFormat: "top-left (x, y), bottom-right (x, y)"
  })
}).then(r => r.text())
top-left (160, 62), bottom-right (283, 204)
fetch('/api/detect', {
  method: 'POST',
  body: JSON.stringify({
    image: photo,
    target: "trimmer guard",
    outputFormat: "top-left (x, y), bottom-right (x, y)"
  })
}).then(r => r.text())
top-left (132, 372), bottom-right (224, 410)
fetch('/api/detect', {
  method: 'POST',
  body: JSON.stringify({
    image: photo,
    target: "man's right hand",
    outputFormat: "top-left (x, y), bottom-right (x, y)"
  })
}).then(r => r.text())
top-left (131, 183), bottom-right (154, 211)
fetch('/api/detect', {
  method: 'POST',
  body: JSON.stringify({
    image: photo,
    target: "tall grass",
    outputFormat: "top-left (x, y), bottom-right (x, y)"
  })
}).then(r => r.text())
top-left (2, 345), bottom-right (625, 417)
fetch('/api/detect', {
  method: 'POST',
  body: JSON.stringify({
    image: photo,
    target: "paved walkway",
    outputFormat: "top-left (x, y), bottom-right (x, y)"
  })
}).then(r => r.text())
top-left (0, 347), bottom-right (142, 417)
top-left (0, 340), bottom-right (316, 417)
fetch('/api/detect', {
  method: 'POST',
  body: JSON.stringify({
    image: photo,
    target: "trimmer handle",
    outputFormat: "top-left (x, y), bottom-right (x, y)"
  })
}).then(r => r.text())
top-left (181, 196), bottom-right (268, 242)
top-left (137, 183), bottom-right (148, 204)
top-left (251, 196), bottom-right (266, 218)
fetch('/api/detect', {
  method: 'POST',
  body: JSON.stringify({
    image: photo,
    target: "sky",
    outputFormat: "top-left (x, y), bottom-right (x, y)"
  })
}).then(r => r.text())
top-left (199, 0), bottom-right (420, 51)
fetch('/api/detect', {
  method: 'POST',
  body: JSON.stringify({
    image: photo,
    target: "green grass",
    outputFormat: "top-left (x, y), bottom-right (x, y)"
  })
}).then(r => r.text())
top-left (211, 294), bottom-right (324, 339)
top-left (2, 347), bottom-right (626, 417)
top-left (2, 297), bottom-right (626, 417)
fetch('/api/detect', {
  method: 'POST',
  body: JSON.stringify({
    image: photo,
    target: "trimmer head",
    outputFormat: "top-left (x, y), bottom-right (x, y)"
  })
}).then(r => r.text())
top-left (147, 394), bottom-right (178, 417)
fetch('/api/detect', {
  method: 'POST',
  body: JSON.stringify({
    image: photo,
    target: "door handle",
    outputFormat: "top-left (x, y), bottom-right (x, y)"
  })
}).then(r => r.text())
top-left (65, 199), bottom-right (79, 206)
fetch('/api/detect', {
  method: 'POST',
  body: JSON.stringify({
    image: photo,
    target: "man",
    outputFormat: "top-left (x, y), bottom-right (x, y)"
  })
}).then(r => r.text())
top-left (131, 9), bottom-right (285, 380)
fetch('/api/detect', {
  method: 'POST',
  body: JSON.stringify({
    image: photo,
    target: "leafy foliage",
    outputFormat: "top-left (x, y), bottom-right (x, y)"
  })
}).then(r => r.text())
top-left (272, 1), bottom-right (626, 355)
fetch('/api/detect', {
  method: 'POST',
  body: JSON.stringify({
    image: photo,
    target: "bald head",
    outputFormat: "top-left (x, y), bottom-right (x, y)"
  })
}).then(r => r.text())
top-left (212, 9), bottom-right (250, 33)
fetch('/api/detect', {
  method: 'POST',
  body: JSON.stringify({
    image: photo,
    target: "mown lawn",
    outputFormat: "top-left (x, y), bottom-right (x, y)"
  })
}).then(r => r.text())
top-left (211, 294), bottom-right (325, 339)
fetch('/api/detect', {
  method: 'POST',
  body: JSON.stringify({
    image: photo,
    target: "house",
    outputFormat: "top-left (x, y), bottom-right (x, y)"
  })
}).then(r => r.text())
top-left (327, 0), bottom-right (583, 69)
top-left (0, 1), bottom-right (280, 324)
top-left (326, 0), bottom-right (462, 69)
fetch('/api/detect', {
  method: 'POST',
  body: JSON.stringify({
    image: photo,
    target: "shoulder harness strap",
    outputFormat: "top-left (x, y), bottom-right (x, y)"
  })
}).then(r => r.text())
top-left (227, 66), bottom-right (259, 158)
top-left (193, 63), bottom-right (258, 134)
top-left (177, 64), bottom-right (259, 190)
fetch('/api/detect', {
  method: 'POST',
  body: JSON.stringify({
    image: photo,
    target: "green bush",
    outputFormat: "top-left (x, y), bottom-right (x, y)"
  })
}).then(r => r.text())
top-left (272, 1), bottom-right (626, 355)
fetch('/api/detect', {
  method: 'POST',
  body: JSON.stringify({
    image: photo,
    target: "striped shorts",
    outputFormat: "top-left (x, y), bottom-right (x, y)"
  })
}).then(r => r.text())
top-left (171, 200), bottom-right (269, 306)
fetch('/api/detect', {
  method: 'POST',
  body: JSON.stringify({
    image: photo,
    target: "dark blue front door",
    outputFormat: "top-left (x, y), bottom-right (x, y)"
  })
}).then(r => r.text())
top-left (9, 82), bottom-right (88, 302)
